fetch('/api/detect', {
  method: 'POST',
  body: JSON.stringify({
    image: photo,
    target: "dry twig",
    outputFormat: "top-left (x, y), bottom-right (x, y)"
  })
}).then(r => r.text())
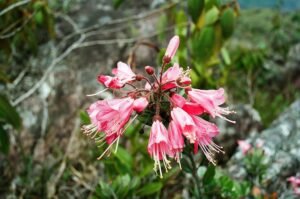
top-left (0, 0), bottom-right (31, 17)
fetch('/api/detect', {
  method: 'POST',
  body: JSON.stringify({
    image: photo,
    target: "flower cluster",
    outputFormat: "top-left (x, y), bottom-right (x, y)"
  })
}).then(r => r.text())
top-left (287, 176), bottom-right (300, 196)
top-left (82, 35), bottom-right (235, 178)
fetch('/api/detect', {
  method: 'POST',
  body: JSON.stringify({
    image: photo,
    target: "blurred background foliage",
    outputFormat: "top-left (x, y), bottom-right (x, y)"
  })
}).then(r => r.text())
top-left (0, 0), bottom-right (300, 198)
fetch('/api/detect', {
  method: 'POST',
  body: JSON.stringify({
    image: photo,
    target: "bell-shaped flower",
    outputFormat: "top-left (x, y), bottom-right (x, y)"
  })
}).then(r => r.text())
top-left (148, 120), bottom-right (172, 178)
top-left (83, 97), bottom-right (134, 142)
top-left (161, 63), bottom-right (191, 90)
top-left (187, 88), bottom-right (235, 123)
top-left (168, 121), bottom-right (184, 166)
top-left (192, 116), bottom-right (222, 165)
top-left (171, 107), bottom-right (197, 143)
top-left (97, 75), bottom-right (123, 89)
top-left (98, 62), bottom-right (136, 89)
top-left (112, 61), bottom-right (136, 82)
top-left (170, 93), bottom-right (204, 115)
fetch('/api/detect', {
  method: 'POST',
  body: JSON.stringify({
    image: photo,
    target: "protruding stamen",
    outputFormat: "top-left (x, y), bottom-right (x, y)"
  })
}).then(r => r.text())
top-left (86, 88), bottom-right (108, 97)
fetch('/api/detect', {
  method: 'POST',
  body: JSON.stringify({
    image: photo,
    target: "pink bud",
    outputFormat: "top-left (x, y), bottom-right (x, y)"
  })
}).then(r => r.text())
top-left (133, 97), bottom-right (149, 113)
top-left (145, 66), bottom-right (154, 75)
top-left (135, 74), bottom-right (144, 81)
top-left (164, 35), bottom-right (180, 63)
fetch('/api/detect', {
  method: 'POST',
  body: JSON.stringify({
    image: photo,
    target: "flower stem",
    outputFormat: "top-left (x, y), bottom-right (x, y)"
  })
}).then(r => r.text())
top-left (187, 151), bottom-right (201, 197)
top-left (141, 76), bottom-right (153, 88)
top-left (159, 62), bottom-right (167, 83)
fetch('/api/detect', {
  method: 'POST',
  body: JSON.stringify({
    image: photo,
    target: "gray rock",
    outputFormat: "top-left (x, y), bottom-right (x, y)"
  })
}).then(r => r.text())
top-left (215, 104), bottom-right (262, 163)
top-left (228, 99), bottom-right (300, 197)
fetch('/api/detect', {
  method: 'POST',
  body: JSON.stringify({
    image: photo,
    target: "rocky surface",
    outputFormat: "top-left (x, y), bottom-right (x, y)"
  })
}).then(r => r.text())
top-left (228, 99), bottom-right (300, 198)
top-left (215, 104), bottom-right (263, 163)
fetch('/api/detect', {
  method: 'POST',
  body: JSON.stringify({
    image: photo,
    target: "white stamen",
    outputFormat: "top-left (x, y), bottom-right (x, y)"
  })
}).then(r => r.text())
top-left (97, 114), bottom-right (139, 158)
top-left (86, 88), bottom-right (108, 97)
top-left (97, 137), bottom-right (119, 160)
top-left (114, 136), bottom-right (120, 153)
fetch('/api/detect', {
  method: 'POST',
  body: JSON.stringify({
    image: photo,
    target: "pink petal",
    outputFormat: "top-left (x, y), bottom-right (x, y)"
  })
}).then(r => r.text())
top-left (165, 35), bottom-right (180, 60)
top-left (133, 97), bottom-right (149, 113)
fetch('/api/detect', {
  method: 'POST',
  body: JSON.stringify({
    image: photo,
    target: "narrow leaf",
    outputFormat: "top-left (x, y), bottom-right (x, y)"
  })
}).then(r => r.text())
top-left (188, 0), bottom-right (204, 24)
top-left (137, 182), bottom-right (163, 196)
top-left (203, 165), bottom-right (215, 184)
top-left (0, 125), bottom-right (9, 154)
top-left (0, 95), bottom-right (22, 130)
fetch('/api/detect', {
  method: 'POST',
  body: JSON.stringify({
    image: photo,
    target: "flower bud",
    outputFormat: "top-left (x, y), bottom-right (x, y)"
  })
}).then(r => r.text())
top-left (145, 66), bottom-right (154, 75)
top-left (163, 56), bottom-right (171, 64)
top-left (163, 35), bottom-right (180, 63)
top-left (135, 74), bottom-right (144, 81)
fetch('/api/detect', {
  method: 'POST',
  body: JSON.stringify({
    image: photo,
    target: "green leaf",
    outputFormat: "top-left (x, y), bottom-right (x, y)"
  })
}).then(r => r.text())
top-left (98, 181), bottom-right (115, 198)
top-left (188, 0), bottom-right (204, 24)
top-left (129, 176), bottom-right (141, 190)
top-left (181, 158), bottom-right (193, 173)
top-left (219, 176), bottom-right (234, 191)
top-left (114, 146), bottom-right (133, 169)
top-left (220, 8), bottom-right (235, 39)
top-left (203, 165), bottom-right (215, 184)
top-left (33, 1), bottom-right (44, 10)
top-left (139, 164), bottom-right (154, 178)
top-left (175, 10), bottom-right (188, 36)
top-left (0, 95), bottom-right (22, 130)
top-left (113, 0), bottom-right (124, 9)
top-left (80, 110), bottom-right (90, 125)
top-left (205, 0), bottom-right (221, 10)
top-left (191, 26), bottom-right (215, 63)
top-left (124, 122), bottom-right (142, 138)
top-left (137, 108), bottom-right (155, 126)
top-left (205, 6), bottom-right (219, 25)
top-left (113, 174), bottom-right (131, 198)
top-left (35, 11), bottom-right (44, 25)
top-left (221, 47), bottom-right (231, 65)
top-left (137, 182), bottom-right (163, 196)
top-left (0, 126), bottom-right (9, 154)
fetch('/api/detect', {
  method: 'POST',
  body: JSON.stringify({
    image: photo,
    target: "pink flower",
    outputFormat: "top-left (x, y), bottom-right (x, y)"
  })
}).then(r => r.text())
top-left (112, 61), bottom-right (136, 82)
top-left (170, 93), bottom-right (204, 115)
top-left (83, 97), bottom-right (134, 142)
top-left (148, 120), bottom-right (172, 178)
top-left (237, 140), bottom-right (252, 155)
top-left (171, 107), bottom-right (197, 143)
top-left (161, 63), bottom-right (191, 90)
top-left (187, 88), bottom-right (235, 123)
top-left (133, 97), bottom-right (149, 113)
top-left (192, 116), bottom-right (222, 164)
top-left (164, 35), bottom-right (180, 63)
top-left (168, 121), bottom-right (184, 165)
top-left (288, 176), bottom-right (300, 196)
top-left (161, 63), bottom-right (181, 89)
top-left (97, 75), bottom-right (123, 89)
top-left (98, 62), bottom-right (136, 89)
